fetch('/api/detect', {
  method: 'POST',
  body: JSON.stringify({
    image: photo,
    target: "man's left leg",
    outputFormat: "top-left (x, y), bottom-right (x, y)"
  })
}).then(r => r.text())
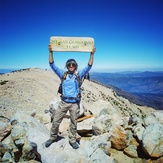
top-left (68, 103), bottom-right (80, 149)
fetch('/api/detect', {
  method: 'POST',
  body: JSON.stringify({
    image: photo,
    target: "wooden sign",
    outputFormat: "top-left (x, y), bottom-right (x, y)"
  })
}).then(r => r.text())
top-left (50, 36), bottom-right (94, 52)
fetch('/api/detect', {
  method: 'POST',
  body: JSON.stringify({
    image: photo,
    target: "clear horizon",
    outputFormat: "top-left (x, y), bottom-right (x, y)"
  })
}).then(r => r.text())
top-left (0, 0), bottom-right (163, 71)
top-left (0, 67), bottom-right (163, 74)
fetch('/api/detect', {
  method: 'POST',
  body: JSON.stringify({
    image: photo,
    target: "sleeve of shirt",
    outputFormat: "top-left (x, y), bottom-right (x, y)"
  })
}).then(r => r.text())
top-left (79, 64), bottom-right (92, 80)
top-left (49, 62), bottom-right (64, 79)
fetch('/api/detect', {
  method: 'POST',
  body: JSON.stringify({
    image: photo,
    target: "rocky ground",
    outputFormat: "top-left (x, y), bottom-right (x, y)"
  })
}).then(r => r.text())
top-left (0, 68), bottom-right (163, 163)
top-left (0, 68), bottom-right (59, 118)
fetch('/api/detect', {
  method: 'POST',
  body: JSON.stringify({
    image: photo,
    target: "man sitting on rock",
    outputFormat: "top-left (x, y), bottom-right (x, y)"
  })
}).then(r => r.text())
top-left (45, 44), bottom-right (96, 149)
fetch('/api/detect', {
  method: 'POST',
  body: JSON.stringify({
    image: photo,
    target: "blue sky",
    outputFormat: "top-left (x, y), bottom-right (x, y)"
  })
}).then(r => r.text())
top-left (0, 0), bottom-right (163, 72)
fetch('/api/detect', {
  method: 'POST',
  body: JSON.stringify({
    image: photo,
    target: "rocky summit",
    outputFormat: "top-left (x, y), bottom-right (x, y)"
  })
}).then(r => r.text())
top-left (0, 68), bottom-right (163, 163)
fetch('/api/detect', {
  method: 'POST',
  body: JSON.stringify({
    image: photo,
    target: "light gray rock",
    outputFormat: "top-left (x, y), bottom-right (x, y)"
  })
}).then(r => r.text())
top-left (132, 124), bottom-right (145, 141)
top-left (91, 133), bottom-right (112, 156)
top-left (10, 111), bottom-right (47, 162)
top-left (131, 115), bottom-right (144, 126)
top-left (92, 114), bottom-right (112, 135)
top-left (124, 145), bottom-right (138, 158)
top-left (1, 151), bottom-right (13, 162)
top-left (142, 123), bottom-right (163, 158)
top-left (11, 123), bottom-right (27, 142)
top-left (77, 116), bottom-right (95, 132)
top-left (11, 111), bottom-right (49, 134)
top-left (90, 100), bottom-right (120, 116)
top-left (144, 111), bottom-right (163, 126)
top-left (10, 120), bottom-right (37, 161)
top-left (92, 106), bottom-right (126, 136)
top-left (152, 111), bottom-right (163, 124)
top-left (80, 133), bottom-right (114, 163)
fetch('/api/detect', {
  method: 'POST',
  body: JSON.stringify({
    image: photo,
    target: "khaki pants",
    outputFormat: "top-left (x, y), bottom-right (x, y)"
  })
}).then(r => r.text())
top-left (50, 100), bottom-right (80, 143)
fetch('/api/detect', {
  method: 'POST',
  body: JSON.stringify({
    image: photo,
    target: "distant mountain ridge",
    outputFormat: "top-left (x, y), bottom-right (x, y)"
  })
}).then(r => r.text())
top-left (90, 71), bottom-right (163, 110)
top-left (0, 69), bottom-right (17, 74)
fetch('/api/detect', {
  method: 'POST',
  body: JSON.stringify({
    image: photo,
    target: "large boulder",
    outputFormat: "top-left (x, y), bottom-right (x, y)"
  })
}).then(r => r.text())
top-left (90, 100), bottom-right (120, 116)
top-left (111, 126), bottom-right (132, 150)
top-left (144, 111), bottom-right (163, 126)
top-left (142, 123), bottom-right (163, 158)
top-left (92, 107), bottom-right (124, 136)
top-left (92, 114), bottom-right (112, 135)
top-left (77, 116), bottom-right (95, 134)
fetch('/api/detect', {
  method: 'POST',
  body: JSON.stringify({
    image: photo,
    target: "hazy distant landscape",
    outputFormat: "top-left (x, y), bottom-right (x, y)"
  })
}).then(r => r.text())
top-left (0, 69), bottom-right (18, 74)
top-left (90, 71), bottom-right (163, 110)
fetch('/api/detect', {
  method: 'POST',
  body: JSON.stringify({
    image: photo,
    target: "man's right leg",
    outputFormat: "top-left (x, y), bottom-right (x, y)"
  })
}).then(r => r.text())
top-left (45, 101), bottom-right (68, 147)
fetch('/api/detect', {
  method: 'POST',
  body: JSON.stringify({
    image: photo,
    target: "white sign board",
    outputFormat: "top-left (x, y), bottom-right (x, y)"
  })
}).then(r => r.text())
top-left (50, 36), bottom-right (94, 52)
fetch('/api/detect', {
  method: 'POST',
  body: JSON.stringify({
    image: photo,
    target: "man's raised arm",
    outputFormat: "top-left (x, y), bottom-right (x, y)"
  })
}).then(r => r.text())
top-left (88, 47), bottom-right (96, 66)
top-left (48, 44), bottom-right (54, 63)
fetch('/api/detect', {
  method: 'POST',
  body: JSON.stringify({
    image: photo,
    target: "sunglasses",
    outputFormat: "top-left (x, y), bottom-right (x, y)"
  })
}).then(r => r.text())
top-left (67, 63), bottom-right (76, 67)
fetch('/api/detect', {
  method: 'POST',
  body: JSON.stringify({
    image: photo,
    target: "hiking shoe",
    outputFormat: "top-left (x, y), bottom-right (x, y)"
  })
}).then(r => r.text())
top-left (45, 139), bottom-right (57, 148)
top-left (69, 141), bottom-right (79, 149)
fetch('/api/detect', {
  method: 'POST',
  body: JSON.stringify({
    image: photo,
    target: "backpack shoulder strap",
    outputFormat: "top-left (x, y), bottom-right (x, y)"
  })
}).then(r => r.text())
top-left (62, 71), bottom-right (81, 86)
top-left (74, 71), bottom-right (82, 86)
top-left (62, 71), bottom-right (68, 83)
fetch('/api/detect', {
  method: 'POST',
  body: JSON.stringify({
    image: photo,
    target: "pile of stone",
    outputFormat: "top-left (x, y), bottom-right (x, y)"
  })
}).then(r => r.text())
top-left (0, 110), bottom-right (114, 163)
top-left (0, 99), bottom-right (163, 163)
top-left (92, 105), bottom-right (163, 162)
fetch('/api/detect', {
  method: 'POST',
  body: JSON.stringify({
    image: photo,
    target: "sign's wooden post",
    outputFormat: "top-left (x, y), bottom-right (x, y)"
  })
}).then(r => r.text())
top-left (50, 36), bottom-right (94, 52)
